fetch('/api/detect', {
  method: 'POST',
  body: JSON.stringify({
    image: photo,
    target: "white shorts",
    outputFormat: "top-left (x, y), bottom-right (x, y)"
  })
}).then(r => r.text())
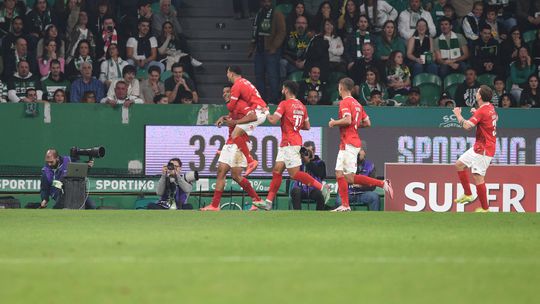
top-left (218, 144), bottom-right (247, 168)
top-left (236, 107), bottom-right (267, 136)
top-left (458, 147), bottom-right (493, 176)
top-left (335, 144), bottom-right (361, 174)
top-left (275, 145), bottom-right (302, 169)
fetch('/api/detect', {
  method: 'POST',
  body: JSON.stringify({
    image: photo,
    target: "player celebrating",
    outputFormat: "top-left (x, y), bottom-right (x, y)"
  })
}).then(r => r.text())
top-left (201, 85), bottom-right (265, 211)
top-left (453, 85), bottom-right (498, 213)
top-left (254, 80), bottom-right (330, 210)
top-left (226, 66), bottom-right (269, 177)
top-left (329, 78), bottom-right (393, 212)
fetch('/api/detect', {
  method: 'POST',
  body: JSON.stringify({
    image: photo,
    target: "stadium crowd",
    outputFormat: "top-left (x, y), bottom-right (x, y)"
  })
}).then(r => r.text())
top-left (0, 0), bottom-right (538, 107)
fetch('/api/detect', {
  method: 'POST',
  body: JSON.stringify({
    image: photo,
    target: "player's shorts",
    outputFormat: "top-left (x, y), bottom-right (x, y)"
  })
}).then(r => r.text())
top-left (275, 145), bottom-right (302, 169)
top-left (458, 147), bottom-right (493, 176)
top-left (218, 144), bottom-right (247, 168)
top-left (335, 144), bottom-right (361, 174)
top-left (236, 106), bottom-right (268, 136)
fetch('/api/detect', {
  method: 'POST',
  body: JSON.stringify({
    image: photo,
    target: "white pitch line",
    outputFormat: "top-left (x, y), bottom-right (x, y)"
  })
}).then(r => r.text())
top-left (0, 256), bottom-right (538, 265)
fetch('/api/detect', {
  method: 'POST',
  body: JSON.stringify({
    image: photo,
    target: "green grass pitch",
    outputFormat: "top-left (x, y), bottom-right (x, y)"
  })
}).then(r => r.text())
top-left (0, 210), bottom-right (538, 304)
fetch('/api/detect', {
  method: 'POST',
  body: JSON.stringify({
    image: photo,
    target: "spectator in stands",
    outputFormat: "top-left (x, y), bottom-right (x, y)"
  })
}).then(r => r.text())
top-left (59, 0), bottom-right (82, 38)
top-left (81, 91), bottom-right (97, 103)
top-left (533, 30), bottom-right (540, 67)
top-left (298, 66), bottom-right (325, 104)
top-left (499, 93), bottom-right (513, 108)
top-left (397, 0), bottom-right (436, 40)
top-left (286, 1), bottom-right (310, 34)
top-left (140, 66), bottom-right (165, 104)
top-left (120, 0), bottom-right (154, 41)
top-left (7, 60), bottom-right (43, 102)
top-left (3, 37), bottom-right (38, 79)
top-left (472, 24), bottom-right (500, 76)
top-left (2, 16), bottom-right (34, 59)
top-left (303, 29), bottom-right (330, 83)
top-left (430, 0), bottom-right (447, 27)
top-left (99, 43), bottom-right (128, 88)
top-left (510, 47), bottom-right (537, 90)
top-left (70, 61), bottom-right (105, 102)
top-left (407, 18), bottom-right (438, 76)
top-left (180, 91), bottom-right (194, 104)
top-left (24, 88), bottom-right (46, 103)
top-left (500, 27), bottom-right (525, 71)
top-left (36, 24), bottom-right (65, 60)
top-left (88, 0), bottom-right (112, 36)
top-left (158, 21), bottom-right (197, 73)
top-left (25, 0), bottom-right (55, 39)
top-left (442, 4), bottom-right (461, 34)
top-left (42, 59), bottom-right (70, 102)
top-left (165, 62), bottom-right (198, 103)
top-left (306, 89), bottom-right (320, 105)
top-left (404, 86), bottom-right (421, 106)
top-left (0, 80), bottom-right (7, 102)
top-left (0, 0), bottom-right (22, 36)
top-left (101, 80), bottom-right (143, 107)
top-left (438, 92), bottom-right (454, 107)
top-left (434, 17), bottom-right (469, 77)
top-left (323, 18), bottom-right (345, 73)
top-left (386, 50), bottom-right (411, 97)
top-left (492, 76), bottom-right (507, 107)
top-left (488, 0), bottom-right (517, 32)
top-left (520, 74), bottom-right (540, 108)
top-left (344, 14), bottom-right (371, 69)
top-left (281, 15), bottom-right (310, 79)
top-left (126, 18), bottom-right (165, 73)
top-left (152, 0), bottom-right (182, 37)
top-left (52, 88), bottom-right (66, 103)
top-left (368, 89), bottom-right (384, 106)
top-left (359, 0), bottom-right (398, 33)
top-left (249, 0), bottom-right (286, 104)
top-left (107, 65), bottom-right (140, 99)
top-left (38, 39), bottom-right (65, 77)
top-left (349, 42), bottom-right (383, 88)
top-left (94, 16), bottom-right (118, 62)
top-left (66, 11), bottom-right (95, 64)
top-left (289, 141), bottom-right (327, 210)
top-left (153, 94), bottom-right (169, 104)
top-left (462, 1), bottom-right (483, 45)
top-left (337, 0), bottom-right (358, 40)
top-left (358, 66), bottom-right (386, 105)
top-left (65, 39), bottom-right (96, 81)
top-left (375, 20), bottom-right (406, 62)
top-left (310, 1), bottom-right (335, 33)
top-left (335, 148), bottom-right (381, 211)
top-left (455, 68), bottom-right (480, 107)
top-left (516, 0), bottom-right (540, 31)
top-left (483, 5), bottom-right (505, 42)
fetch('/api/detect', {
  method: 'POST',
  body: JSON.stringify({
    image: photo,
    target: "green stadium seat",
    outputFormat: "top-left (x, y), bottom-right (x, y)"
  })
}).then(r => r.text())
top-left (328, 71), bottom-right (347, 85)
top-left (392, 94), bottom-right (408, 105)
top-left (477, 73), bottom-right (496, 88)
top-left (523, 30), bottom-right (537, 45)
top-left (276, 4), bottom-right (293, 16)
top-left (160, 70), bottom-right (172, 82)
top-left (288, 71), bottom-right (304, 82)
top-left (413, 73), bottom-right (442, 87)
top-left (324, 84), bottom-right (340, 104)
top-left (418, 83), bottom-right (442, 106)
top-left (136, 68), bottom-right (148, 80)
top-left (444, 73), bottom-right (465, 99)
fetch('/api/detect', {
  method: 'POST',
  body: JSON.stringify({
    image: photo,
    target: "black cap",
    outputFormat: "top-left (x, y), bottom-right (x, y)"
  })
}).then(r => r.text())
top-left (409, 87), bottom-right (420, 94)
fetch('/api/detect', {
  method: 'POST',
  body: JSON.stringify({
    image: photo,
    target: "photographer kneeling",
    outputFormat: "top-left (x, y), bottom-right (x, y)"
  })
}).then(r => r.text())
top-left (154, 158), bottom-right (198, 210)
top-left (40, 149), bottom-right (96, 209)
top-left (289, 141), bottom-right (327, 210)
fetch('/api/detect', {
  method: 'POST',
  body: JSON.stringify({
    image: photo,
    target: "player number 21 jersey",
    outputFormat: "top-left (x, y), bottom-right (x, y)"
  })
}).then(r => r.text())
top-left (275, 98), bottom-right (308, 147)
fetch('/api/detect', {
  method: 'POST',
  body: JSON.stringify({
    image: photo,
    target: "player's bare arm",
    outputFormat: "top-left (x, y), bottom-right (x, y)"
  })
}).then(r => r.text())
top-left (266, 112), bottom-right (281, 125)
top-left (215, 115), bottom-right (230, 127)
top-left (301, 119), bottom-right (311, 130)
top-left (228, 111), bottom-right (258, 126)
top-left (328, 114), bottom-right (351, 128)
top-left (360, 118), bottom-right (371, 128)
top-left (453, 107), bottom-right (474, 130)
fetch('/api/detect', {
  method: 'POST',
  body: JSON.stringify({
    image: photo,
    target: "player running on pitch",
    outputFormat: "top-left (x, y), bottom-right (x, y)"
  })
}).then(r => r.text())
top-left (201, 85), bottom-right (265, 211)
top-left (226, 66), bottom-right (269, 177)
top-left (329, 78), bottom-right (393, 212)
top-left (254, 80), bottom-right (330, 210)
top-left (453, 85), bottom-right (498, 212)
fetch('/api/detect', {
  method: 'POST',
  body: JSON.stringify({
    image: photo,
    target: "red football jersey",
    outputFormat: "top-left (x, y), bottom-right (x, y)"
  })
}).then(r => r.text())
top-left (338, 96), bottom-right (368, 150)
top-left (229, 78), bottom-right (267, 110)
top-left (275, 98), bottom-right (308, 147)
top-left (469, 102), bottom-right (498, 157)
top-left (226, 99), bottom-right (252, 144)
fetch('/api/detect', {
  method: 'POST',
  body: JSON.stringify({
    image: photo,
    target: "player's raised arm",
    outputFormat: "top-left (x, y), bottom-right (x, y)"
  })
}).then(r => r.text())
top-left (453, 107), bottom-right (475, 130)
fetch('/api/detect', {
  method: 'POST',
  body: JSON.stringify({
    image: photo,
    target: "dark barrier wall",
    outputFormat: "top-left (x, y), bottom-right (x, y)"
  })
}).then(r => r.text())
top-left (1, 104), bottom-right (539, 173)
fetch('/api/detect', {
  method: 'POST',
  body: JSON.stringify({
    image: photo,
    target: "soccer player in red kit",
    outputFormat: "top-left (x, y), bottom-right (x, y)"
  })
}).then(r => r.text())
top-left (453, 85), bottom-right (498, 212)
top-left (226, 66), bottom-right (269, 177)
top-left (329, 78), bottom-right (393, 212)
top-left (254, 80), bottom-right (330, 210)
top-left (201, 85), bottom-right (265, 211)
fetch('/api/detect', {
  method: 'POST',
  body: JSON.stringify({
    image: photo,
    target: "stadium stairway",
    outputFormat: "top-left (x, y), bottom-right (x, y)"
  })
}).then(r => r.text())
top-left (179, 0), bottom-right (255, 104)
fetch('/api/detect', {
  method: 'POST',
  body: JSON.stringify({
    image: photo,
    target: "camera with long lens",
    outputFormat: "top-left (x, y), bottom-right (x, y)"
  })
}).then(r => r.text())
top-left (70, 146), bottom-right (106, 161)
top-left (300, 147), bottom-right (313, 159)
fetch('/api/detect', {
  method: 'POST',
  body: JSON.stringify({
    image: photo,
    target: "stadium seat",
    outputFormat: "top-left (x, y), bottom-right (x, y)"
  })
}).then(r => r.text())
top-left (276, 3), bottom-right (293, 16)
top-left (288, 71), bottom-right (304, 82)
top-left (523, 30), bottom-right (537, 45)
top-left (413, 73), bottom-right (442, 87)
top-left (136, 68), bottom-right (148, 80)
top-left (328, 71), bottom-right (347, 85)
top-left (392, 94), bottom-right (408, 105)
top-left (418, 83), bottom-right (442, 106)
top-left (444, 73), bottom-right (465, 99)
top-left (160, 70), bottom-right (172, 82)
top-left (325, 84), bottom-right (340, 104)
top-left (477, 74), bottom-right (496, 88)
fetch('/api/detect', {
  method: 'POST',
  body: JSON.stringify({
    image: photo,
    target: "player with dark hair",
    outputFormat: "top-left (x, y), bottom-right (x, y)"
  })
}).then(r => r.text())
top-left (200, 84), bottom-right (265, 211)
top-left (225, 66), bottom-right (269, 177)
top-left (453, 85), bottom-right (498, 212)
top-left (255, 80), bottom-right (330, 210)
top-left (329, 77), bottom-right (393, 212)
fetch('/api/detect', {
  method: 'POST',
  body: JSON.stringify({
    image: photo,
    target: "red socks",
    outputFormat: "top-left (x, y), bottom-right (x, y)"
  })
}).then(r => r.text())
top-left (266, 172), bottom-right (282, 202)
top-left (211, 190), bottom-right (223, 208)
top-left (353, 175), bottom-right (384, 188)
top-left (238, 178), bottom-right (261, 201)
top-left (233, 137), bottom-right (254, 163)
top-left (476, 183), bottom-right (488, 210)
top-left (292, 171), bottom-right (322, 190)
top-left (458, 170), bottom-right (473, 196)
top-left (337, 176), bottom-right (349, 207)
